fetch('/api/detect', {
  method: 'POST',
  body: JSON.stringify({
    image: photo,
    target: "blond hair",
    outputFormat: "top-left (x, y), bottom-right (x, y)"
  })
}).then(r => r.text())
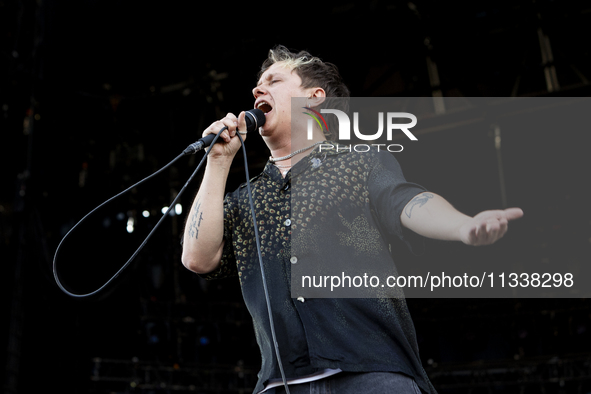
top-left (259, 45), bottom-right (349, 99)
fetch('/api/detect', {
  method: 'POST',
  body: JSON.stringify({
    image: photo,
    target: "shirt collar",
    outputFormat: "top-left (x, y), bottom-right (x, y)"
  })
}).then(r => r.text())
top-left (262, 141), bottom-right (344, 181)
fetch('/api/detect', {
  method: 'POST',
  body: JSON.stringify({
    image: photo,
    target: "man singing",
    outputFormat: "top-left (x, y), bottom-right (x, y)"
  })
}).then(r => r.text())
top-left (181, 45), bottom-right (523, 393)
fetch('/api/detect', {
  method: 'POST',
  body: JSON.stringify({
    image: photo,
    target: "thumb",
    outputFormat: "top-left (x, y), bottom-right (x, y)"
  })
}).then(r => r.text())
top-left (504, 207), bottom-right (524, 221)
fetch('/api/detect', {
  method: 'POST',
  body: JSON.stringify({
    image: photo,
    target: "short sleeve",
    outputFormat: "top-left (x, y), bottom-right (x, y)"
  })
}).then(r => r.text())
top-left (368, 151), bottom-right (427, 254)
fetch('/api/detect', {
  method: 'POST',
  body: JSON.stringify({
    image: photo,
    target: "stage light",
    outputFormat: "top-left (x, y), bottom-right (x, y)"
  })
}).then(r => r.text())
top-left (142, 210), bottom-right (150, 218)
top-left (127, 217), bottom-right (134, 233)
top-left (175, 204), bottom-right (182, 215)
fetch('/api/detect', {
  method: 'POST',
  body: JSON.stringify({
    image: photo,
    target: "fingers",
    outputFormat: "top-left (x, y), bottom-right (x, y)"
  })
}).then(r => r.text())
top-left (473, 221), bottom-right (491, 246)
top-left (467, 226), bottom-right (479, 245)
top-left (497, 217), bottom-right (508, 238)
top-left (202, 113), bottom-right (239, 143)
top-left (223, 112), bottom-right (239, 140)
top-left (471, 217), bottom-right (510, 246)
top-left (467, 207), bottom-right (523, 245)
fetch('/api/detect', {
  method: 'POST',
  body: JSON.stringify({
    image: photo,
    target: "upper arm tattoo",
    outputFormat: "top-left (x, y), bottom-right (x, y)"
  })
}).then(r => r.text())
top-left (404, 193), bottom-right (433, 218)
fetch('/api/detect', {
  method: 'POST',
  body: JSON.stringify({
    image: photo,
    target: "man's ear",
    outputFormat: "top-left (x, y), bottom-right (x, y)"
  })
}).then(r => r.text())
top-left (307, 88), bottom-right (326, 108)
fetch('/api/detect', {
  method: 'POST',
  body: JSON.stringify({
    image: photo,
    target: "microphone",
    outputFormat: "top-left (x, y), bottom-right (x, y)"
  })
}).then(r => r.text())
top-left (183, 109), bottom-right (266, 155)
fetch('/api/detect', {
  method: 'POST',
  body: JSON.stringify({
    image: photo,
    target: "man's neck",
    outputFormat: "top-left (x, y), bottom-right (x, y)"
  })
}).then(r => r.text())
top-left (266, 134), bottom-right (326, 166)
top-left (266, 138), bottom-right (291, 162)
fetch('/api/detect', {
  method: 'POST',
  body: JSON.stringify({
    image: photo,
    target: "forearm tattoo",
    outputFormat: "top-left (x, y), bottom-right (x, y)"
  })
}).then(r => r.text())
top-left (187, 198), bottom-right (203, 239)
top-left (404, 193), bottom-right (433, 218)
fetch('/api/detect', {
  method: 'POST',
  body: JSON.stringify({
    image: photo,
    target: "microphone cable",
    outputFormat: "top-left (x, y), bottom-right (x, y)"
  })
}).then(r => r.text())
top-left (236, 131), bottom-right (291, 394)
top-left (52, 131), bottom-right (224, 298)
top-left (52, 125), bottom-right (291, 393)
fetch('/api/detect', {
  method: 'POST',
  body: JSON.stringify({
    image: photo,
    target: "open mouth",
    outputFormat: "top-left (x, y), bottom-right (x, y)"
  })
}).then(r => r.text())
top-left (256, 101), bottom-right (273, 115)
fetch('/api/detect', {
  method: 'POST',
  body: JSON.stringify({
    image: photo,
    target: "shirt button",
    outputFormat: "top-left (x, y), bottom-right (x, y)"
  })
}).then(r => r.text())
top-left (297, 296), bottom-right (305, 303)
top-left (290, 256), bottom-right (298, 264)
top-left (284, 219), bottom-right (291, 226)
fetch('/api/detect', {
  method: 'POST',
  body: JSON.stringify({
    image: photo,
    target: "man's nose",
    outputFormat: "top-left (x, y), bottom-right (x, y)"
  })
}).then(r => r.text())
top-left (252, 85), bottom-right (266, 99)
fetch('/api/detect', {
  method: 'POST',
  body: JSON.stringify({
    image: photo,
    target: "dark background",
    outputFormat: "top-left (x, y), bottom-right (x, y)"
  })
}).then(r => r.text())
top-left (1, 0), bottom-right (591, 393)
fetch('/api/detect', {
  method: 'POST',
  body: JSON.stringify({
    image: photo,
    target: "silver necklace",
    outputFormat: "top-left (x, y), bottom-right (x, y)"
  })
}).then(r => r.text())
top-left (269, 141), bottom-right (323, 163)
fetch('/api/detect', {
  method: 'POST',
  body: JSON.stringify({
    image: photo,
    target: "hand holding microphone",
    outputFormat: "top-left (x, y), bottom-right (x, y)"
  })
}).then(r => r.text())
top-left (184, 109), bottom-right (265, 156)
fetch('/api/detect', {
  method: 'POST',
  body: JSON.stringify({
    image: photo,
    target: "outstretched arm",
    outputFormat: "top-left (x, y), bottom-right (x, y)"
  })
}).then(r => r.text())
top-left (400, 192), bottom-right (523, 246)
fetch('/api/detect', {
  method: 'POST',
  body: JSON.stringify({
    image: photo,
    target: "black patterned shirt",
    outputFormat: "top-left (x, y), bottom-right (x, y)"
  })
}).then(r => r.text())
top-left (204, 144), bottom-right (437, 394)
